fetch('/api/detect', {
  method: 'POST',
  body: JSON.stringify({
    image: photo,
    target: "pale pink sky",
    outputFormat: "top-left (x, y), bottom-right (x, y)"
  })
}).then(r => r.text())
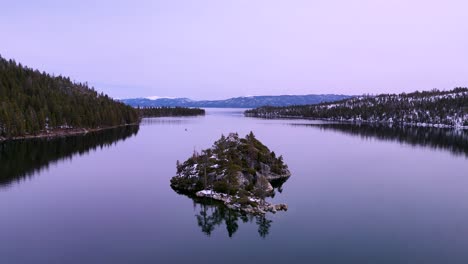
top-left (1, 0), bottom-right (467, 99)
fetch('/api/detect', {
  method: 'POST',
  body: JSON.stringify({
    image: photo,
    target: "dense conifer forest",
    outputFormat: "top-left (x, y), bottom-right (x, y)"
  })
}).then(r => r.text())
top-left (246, 88), bottom-right (468, 128)
top-left (138, 106), bottom-right (205, 117)
top-left (0, 55), bottom-right (139, 139)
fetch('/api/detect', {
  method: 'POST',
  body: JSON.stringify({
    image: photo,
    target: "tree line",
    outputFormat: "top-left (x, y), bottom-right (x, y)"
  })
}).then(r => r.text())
top-left (137, 106), bottom-right (205, 117)
top-left (246, 88), bottom-right (468, 128)
top-left (0, 55), bottom-right (139, 138)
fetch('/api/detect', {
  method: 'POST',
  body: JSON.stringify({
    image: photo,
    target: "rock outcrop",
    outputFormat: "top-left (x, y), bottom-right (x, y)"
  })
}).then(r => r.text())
top-left (196, 190), bottom-right (288, 215)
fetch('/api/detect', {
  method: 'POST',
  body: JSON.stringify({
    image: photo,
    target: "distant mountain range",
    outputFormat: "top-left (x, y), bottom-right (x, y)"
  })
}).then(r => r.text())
top-left (120, 94), bottom-right (352, 108)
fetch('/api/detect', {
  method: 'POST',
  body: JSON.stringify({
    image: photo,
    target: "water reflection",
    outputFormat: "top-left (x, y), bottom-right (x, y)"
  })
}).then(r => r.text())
top-left (140, 117), bottom-right (199, 126)
top-left (0, 125), bottom-right (139, 188)
top-left (270, 177), bottom-right (289, 196)
top-left (191, 197), bottom-right (273, 238)
top-left (292, 123), bottom-right (468, 157)
top-left (176, 175), bottom-right (289, 238)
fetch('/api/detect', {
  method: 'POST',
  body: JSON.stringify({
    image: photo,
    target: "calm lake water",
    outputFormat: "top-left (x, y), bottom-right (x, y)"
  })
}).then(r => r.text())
top-left (1, 108), bottom-right (468, 264)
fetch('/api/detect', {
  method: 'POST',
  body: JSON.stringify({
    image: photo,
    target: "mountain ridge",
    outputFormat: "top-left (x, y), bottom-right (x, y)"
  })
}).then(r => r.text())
top-left (120, 94), bottom-right (352, 108)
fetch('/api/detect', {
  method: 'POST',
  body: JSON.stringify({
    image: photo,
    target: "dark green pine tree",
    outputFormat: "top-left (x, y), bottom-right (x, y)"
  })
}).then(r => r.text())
top-left (0, 55), bottom-right (140, 138)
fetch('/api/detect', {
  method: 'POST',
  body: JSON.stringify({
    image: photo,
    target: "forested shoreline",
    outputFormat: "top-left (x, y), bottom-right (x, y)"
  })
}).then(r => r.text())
top-left (246, 88), bottom-right (468, 129)
top-left (0, 55), bottom-right (140, 140)
top-left (138, 106), bottom-right (205, 117)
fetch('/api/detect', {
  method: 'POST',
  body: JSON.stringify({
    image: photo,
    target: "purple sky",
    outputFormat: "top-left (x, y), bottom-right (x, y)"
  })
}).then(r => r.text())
top-left (2, 0), bottom-right (467, 100)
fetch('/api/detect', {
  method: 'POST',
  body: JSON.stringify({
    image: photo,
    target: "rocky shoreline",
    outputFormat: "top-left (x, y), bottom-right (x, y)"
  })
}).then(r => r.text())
top-left (196, 190), bottom-right (288, 215)
top-left (0, 123), bottom-right (139, 142)
top-left (244, 113), bottom-right (468, 130)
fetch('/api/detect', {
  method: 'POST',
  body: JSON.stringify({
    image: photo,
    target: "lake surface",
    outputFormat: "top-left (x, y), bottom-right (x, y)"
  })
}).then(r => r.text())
top-left (1, 108), bottom-right (468, 264)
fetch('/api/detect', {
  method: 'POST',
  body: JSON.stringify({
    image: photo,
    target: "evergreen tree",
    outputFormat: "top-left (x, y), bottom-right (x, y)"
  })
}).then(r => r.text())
top-left (0, 55), bottom-right (139, 138)
top-left (137, 106), bottom-right (205, 117)
top-left (246, 87), bottom-right (468, 128)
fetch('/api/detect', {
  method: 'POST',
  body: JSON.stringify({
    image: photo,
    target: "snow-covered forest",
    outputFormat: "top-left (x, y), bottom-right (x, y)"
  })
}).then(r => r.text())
top-left (246, 88), bottom-right (468, 128)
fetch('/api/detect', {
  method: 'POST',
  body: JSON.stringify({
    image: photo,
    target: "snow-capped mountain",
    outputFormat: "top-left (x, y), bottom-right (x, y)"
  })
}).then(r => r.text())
top-left (120, 94), bottom-right (352, 108)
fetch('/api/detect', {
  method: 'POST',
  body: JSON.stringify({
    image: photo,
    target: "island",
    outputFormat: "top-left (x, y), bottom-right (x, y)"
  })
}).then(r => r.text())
top-left (170, 132), bottom-right (291, 215)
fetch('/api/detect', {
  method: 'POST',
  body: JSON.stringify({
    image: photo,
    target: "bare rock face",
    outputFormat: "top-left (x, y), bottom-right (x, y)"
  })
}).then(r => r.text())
top-left (260, 162), bottom-right (271, 173)
top-left (235, 171), bottom-right (252, 189)
top-left (170, 132), bottom-right (291, 197)
top-left (254, 173), bottom-right (274, 194)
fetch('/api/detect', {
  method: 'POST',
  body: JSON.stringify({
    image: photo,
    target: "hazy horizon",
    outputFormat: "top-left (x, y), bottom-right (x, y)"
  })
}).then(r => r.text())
top-left (2, 0), bottom-right (467, 100)
top-left (121, 93), bottom-right (353, 100)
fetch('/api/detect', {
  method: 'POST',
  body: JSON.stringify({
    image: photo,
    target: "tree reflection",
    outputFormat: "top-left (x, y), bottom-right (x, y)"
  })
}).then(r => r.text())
top-left (292, 123), bottom-right (468, 157)
top-left (196, 203), bottom-right (220, 236)
top-left (256, 215), bottom-right (273, 239)
top-left (191, 197), bottom-right (275, 238)
top-left (173, 159), bottom-right (290, 238)
top-left (0, 125), bottom-right (139, 188)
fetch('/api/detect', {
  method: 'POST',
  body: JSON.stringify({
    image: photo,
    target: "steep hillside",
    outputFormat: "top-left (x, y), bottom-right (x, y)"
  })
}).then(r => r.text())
top-left (246, 88), bottom-right (468, 128)
top-left (0, 55), bottom-right (139, 139)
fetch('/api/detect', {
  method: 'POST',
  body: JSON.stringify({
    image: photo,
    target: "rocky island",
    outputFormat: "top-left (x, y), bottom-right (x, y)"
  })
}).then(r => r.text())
top-left (170, 132), bottom-right (291, 215)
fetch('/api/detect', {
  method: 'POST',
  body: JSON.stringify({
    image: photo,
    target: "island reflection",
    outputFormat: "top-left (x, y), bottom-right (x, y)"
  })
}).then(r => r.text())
top-left (0, 125), bottom-right (139, 188)
top-left (292, 123), bottom-right (468, 157)
top-left (178, 177), bottom-right (289, 238)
